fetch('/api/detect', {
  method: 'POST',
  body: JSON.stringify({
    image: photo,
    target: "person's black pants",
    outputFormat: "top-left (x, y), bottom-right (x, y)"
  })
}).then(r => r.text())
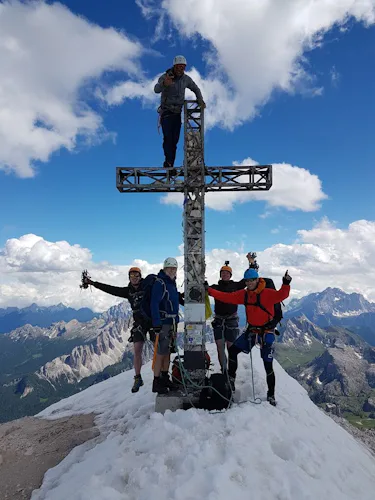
top-left (228, 333), bottom-right (275, 397)
top-left (161, 112), bottom-right (181, 167)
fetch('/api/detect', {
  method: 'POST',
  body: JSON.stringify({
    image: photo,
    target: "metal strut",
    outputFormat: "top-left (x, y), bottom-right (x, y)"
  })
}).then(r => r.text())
top-left (183, 101), bottom-right (206, 381)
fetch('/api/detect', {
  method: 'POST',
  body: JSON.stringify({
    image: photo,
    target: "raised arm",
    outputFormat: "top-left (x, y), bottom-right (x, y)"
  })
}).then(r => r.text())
top-left (90, 281), bottom-right (130, 299)
top-left (269, 285), bottom-right (290, 304)
top-left (154, 74), bottom-right (166, 94)
top-left (269, 271), bottom-right (292, 303)
top-left (208, 287), bottom-right (245, 305)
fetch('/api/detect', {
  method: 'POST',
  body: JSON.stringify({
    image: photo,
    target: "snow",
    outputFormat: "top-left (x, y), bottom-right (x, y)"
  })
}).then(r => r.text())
top-left (304, 334), bottom-right (312, 345)
top-left (332, 309), bottom-right (363, 317)
top-left (33, 343), bottom-right (375, 500)
top-left (316, 377), bottom-right (322, 385)
top-left (355, 352), bottom-right (363, 359)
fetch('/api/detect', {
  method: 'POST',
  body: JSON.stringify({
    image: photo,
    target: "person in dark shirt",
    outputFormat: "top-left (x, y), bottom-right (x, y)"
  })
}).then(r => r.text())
top-left (82, 267), bottom-right (153, 393)
top-left (208, 253), bottom-right (257, 372)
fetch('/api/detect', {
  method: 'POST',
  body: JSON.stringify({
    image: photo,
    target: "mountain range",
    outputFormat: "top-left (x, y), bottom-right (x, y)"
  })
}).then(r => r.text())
top-left (1, 287), bottom-right (375, 436)
top-left (0, 302), bottom-right (99, 334)
top-left (0, 301), bottom-right (148, 422)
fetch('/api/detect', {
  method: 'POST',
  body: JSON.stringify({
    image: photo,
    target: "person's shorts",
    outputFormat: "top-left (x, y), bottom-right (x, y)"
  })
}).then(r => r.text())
top-left (234, 331), bottom-right (275, 361)
top-left (130, 322), bottom-right (155, 343)
top-left (212, 315), bottom-right (239, 343)
top-left (156, 324), bottom-right (174, 355)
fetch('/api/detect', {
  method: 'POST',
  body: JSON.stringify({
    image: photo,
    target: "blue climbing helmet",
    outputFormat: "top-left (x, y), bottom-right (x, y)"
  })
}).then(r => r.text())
top-left (244, 268), bottom-right (259, 280)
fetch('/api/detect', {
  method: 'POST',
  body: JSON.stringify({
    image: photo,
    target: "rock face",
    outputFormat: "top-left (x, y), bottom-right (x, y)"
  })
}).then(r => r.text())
top-left (286, 287), bottom-right (375, 323)
top-left (37, 302), bottom-right (134, 384)
top-left (280, 315), bottom-right (367, 352)
top-left (296, 346), bottom-right (375, 414)
top-left (0, 414), bottom-right (99, 499)
top-left (285, 288), bottom-right (375, 345)
top-left (282, 315), bottom-right (326, 346)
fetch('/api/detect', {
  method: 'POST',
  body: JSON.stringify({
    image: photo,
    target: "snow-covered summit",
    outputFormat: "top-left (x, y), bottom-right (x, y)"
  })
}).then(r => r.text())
top-left (33, 343), bottom-right (375, 500)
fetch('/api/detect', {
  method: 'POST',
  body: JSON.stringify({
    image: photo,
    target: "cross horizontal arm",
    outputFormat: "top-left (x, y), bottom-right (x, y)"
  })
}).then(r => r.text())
top-left (116, 165), bottom-right (272, 193)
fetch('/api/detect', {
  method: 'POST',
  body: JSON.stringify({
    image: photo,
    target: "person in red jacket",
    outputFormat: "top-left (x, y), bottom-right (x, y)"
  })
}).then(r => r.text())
top-left (208, 268), bottom-right (292, 406)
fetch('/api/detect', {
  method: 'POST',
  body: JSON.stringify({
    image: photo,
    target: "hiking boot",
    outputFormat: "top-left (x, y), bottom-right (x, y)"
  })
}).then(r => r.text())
top-left (161, 372), bottom-right (179, 390)
top-left (131, 375), bottom-right (143, 393)
top-left (267, 394), bottom-right (277, 407)
top-left (152, 376), bottom-right (168, 394)
top-left (163, 161), bottom-right (177, 177)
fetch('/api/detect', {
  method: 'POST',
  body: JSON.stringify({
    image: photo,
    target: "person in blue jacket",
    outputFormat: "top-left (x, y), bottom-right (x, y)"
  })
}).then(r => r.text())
top-left (151, 257), bottom-right (182, 394)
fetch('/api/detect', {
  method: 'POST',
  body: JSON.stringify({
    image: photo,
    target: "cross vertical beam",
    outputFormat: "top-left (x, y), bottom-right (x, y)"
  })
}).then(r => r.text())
top-left (183, 101), bottom-right (206, 378)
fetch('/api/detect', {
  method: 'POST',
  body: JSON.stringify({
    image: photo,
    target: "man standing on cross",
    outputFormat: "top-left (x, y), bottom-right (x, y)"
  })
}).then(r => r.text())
top-left (154, 55), bottom-right (206, 176)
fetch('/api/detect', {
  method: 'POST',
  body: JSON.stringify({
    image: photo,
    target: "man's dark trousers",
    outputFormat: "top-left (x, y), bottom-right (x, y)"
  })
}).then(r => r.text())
top-left (161, 112), bottom-right (181, 167)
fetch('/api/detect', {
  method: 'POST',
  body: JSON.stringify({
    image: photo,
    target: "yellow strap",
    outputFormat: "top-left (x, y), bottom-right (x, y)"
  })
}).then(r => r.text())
top-left (205, 292), bottom-right (213, 319)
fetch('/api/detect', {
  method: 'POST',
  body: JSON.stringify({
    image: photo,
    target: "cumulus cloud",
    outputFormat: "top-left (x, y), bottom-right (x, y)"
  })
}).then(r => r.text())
top-left (2, 220), bottom-right (375, 311)
top-left (0, 234), bottom-right (92, 272)
top-left (0, 0), bottom-right (144, 177)
top-left (0, 234), bottom-right (182, 311)
top-left (161, 157), bottom-right (328, 212)
top-left (128, 0), bottom-right (375, 129)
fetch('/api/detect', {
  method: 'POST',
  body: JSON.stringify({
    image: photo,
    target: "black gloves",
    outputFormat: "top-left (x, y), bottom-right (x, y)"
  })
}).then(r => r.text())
top-left (282, 270), bottom-right (292, 285)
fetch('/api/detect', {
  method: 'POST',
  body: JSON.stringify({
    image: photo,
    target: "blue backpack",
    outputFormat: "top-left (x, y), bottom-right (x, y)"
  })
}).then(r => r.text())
top-left (140, 274), bottom-right (167, 321)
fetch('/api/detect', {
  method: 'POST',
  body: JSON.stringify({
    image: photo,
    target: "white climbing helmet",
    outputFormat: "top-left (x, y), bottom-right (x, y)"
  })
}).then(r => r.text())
top-left (173, 55), bottom-right (187, 66)
top-left (163, 257), bottom-right (178, 269)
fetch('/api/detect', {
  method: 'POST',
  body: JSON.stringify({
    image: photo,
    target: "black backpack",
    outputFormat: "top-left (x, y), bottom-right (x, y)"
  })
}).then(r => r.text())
top-left (244, 277), bottom-right (283, 330)
top-left (140, 274), bottom-right (167, 321)
top-left (198, 373), bottom-right (231, 411)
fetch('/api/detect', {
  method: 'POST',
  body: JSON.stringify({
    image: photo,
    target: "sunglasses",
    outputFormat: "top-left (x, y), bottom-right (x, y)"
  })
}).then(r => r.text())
top-left (129, 273), bottom-right (141, 278)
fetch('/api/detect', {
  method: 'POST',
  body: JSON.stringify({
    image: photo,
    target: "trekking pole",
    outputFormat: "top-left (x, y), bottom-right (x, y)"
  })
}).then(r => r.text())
top-left (249, 348), bottom-right (256, 403)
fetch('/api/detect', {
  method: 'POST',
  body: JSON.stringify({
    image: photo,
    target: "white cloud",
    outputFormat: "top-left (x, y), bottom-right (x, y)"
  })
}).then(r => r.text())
top-left (161, 157), bottom-right (328, 212)
top-left (102, 79), bottom-right (158, 106)
top-left (0, 234), bottom-right (92, 272)
top-left (132, 0), bottom-right (375, 129)
top-left (0, 234), bottom-right (183, 311)
top-left (2, 220), bottom-right (375, 312)
top-left (0, 0), bottom-right (144, 177)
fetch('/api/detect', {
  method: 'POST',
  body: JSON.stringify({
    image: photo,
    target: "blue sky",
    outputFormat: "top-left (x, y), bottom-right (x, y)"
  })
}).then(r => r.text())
top-left (1, 0), bottom-right (375, 310)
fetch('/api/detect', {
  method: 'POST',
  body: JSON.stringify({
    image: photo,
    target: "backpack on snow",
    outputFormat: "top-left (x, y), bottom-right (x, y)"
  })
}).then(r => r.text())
top-left (171, 352), bottom-right (211, 384)
top-left (140, 274), bottom-right (167, 321)
top-left (198, 373), bottom-right (231, 411)
top-left (244, 277), bottom-right (283, 331)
